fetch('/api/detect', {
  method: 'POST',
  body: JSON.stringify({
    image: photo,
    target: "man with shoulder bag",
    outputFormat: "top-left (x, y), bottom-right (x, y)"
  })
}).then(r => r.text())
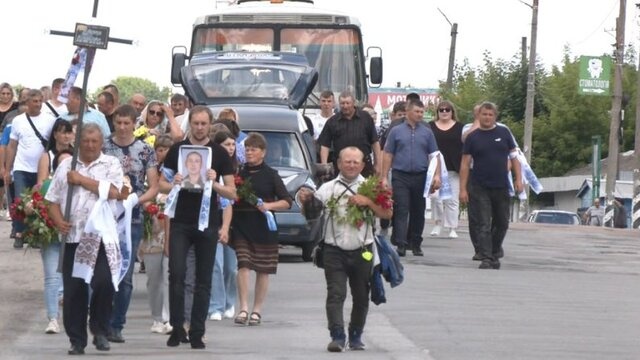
top-left (298, 146), bottom-right (392, 353)
top-left (4, 89), bottom-right (56, 248)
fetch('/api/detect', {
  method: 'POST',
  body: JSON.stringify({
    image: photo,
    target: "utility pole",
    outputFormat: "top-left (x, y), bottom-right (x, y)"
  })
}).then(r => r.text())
top-left (521, 0), bottom-right (538, 218)
top-left (634, 2), bottom-right (640, 229)
top-left (605, 0), bottom-right (626, 203)
top-left (521, 37), bottom-right (527, 66)
top-left (522, 0), bottom-right (538, 165)
top-left (437, 8), bottom-right (457, 90)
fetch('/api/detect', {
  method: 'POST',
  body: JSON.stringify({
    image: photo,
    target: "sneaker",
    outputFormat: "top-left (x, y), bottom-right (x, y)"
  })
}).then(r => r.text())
top-left (209, 312), bottom-right (222, 321)
top-left (163, 322), bottom-right (173, 334)
top-left (448, 229), bottom-right (458, 238)
top-left (348, 328), bottom-right (365, 350)
top-left (223, 306), bottom-right (235, 319)
top-left (139, 261), bottom-right (146, 274)
top-left (45, 318), bottom-right (60, 334)
top-left (13, 237), bottom-right (23, 249)
top-left (327, 337), bottom-right (345, 352)
top-left (430, 225), bottom-right (441, 236)
top-left (479, 260), bottom-right (500, 270)
top-left (150, 321), bottom-right (166, 334)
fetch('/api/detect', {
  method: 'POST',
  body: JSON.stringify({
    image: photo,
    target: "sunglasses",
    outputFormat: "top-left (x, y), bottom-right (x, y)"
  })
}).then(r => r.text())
top-left (438, 108), bottom-right (452, 113)
top-left (148, 109), bottom-right (163, 117)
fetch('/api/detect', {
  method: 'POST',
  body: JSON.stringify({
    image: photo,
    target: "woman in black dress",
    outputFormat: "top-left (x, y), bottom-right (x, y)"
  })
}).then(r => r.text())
top-left (231, 132), bottom-right (291, 326)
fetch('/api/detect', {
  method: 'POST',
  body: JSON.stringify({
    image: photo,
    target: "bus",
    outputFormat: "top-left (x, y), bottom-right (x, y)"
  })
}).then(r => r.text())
top-left (171, 0), bottom-right (382, 110)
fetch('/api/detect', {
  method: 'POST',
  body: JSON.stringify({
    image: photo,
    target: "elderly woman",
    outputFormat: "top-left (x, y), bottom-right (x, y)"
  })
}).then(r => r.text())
top-left (136, 100), bottom-right (184, 143)
top-left (231, 132), bottom-right (291, 326)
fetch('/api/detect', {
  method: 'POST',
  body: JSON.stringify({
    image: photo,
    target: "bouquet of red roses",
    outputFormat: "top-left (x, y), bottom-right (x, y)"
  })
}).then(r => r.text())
top-left (234, 174), bottom-right (259, 206)
top-left (143, 199), bottom-right (166, 241)
top-left (327, 176), bottom-right (393, 229)
top-left (10, 184), bottom-right (57, 248)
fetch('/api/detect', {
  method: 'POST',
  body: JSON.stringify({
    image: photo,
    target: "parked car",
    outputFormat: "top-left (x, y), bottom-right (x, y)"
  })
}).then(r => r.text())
top-left (176, 51), bottom-right (325, 261)
top-left (527, 210), bottom-right (581, 225)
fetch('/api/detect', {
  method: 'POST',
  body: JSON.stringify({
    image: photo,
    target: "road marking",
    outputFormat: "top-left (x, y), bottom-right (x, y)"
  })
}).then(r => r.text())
top-left (367, 312), bottom-right (436, 360)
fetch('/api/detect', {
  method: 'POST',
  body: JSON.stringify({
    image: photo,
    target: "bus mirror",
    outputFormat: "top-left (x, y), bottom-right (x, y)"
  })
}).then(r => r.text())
top-left (171, 52), bottom-right (188, 85)
top-left (369, 57), bottom-right (383, 85)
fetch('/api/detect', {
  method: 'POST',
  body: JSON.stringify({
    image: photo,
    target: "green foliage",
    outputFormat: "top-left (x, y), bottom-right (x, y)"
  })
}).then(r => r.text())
top-left (440, 44), bottom-right (639, 179)
top-left (91, 76), bottom-right (172, 105)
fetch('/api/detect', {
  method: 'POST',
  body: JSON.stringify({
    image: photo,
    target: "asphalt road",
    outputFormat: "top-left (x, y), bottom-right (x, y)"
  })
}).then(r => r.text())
top-left (1, 220), bottom-right (639, 359)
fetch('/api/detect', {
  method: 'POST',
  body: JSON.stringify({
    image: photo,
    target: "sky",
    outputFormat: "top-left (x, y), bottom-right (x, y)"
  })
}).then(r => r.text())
top-left (3, 0), bottom-right (636, 96)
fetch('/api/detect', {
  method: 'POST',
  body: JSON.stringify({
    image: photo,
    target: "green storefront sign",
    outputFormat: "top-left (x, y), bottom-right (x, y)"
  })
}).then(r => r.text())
top-left (578, 55), bottom-right (611, 96)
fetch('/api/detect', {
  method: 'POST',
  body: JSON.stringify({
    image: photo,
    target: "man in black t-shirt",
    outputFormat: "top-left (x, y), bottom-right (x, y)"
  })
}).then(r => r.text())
top-left (159, 106), bottom-right (236, 349)
top-left (318, 91), bottom-right (381, 178)
top-left (459, 102), bottom-right (522, 270)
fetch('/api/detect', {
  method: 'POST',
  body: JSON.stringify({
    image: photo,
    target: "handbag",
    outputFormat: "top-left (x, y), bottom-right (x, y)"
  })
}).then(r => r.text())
top-left (312, 241), bottom-right (324, 268)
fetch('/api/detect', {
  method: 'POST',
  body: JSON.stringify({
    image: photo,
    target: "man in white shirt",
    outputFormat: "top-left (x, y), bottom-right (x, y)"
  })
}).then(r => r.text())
top-left (311, 90), bottom-right (334, 140)
top-left (43, 78), bottom-right (67, 118)
top-left (4, 89), bottom-right (56, 248)
top-left (299, 147), bottom-right (392, 352)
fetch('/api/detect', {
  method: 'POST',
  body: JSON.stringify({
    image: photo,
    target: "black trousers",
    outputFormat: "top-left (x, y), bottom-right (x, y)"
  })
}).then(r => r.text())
top-left (391, 170), bottom-right (427, 248)
top-left (62, 242), bottom-right (114, 348)
top-left (324, 244), bottom-right (372, 333)
top-left (467, 181), bottom-right (510, 261)
top-left (168, 222), bottom-right (218, 340)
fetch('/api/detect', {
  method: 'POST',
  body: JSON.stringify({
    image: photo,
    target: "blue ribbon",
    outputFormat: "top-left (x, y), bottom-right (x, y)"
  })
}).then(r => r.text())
top-left (198, 180), bottom-right (213, 231)
top-left (256, 198), bottom-right (277, 231)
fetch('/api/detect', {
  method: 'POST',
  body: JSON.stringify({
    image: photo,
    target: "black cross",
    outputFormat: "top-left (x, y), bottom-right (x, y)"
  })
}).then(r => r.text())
top-left (49, 0), bottom-right (134, 223)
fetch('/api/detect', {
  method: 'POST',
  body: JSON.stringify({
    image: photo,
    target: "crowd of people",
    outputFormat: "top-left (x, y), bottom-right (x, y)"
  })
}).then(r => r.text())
top-left (2, 78), bottom-right (542, 354)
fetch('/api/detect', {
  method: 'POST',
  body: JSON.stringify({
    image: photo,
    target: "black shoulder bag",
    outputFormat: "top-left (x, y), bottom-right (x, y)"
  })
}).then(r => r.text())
top-left (25, 114), bottom-right (49, 149)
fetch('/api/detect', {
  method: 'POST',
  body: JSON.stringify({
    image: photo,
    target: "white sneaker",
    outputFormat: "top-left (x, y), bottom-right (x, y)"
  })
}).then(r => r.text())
top-left (430, 225), bottom-right (441, 236)
top-left (162, 322), bottom-right (173, 334)
top-left (223, 306), bottom-right (235, 319)
top-left (209, 312), bottom-right (222, 321)
top-left (448, 229), bottom-right (458, 238)
top-left (45, 318), bottom-right (60, 334)
top-left (150, 321), bottom-right (166, 334)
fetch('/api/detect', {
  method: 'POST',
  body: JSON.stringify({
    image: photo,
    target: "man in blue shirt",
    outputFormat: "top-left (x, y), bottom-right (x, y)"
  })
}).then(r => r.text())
top-left (459, 101), bottom-right (522, 270)
top-left (381, 100), bottom-right (440, 257)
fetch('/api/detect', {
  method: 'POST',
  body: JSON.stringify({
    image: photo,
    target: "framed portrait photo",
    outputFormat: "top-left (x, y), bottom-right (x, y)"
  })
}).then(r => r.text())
top-left (178, 145), bottom-right (212, 191)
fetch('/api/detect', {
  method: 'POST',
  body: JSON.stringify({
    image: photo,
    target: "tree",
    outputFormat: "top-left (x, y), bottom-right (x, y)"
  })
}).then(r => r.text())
top-left (91, 76), bottom-right (172, 105)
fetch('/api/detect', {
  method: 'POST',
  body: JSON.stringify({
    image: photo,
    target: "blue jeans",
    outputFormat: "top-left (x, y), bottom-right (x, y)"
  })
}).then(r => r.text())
top-left (12, 171), bottom-right (37, 233)
top-left (110, 222), bottom-right (142, 331)
top-left (209, 243), bottom-right (238, 315)
top-left (41, 242), bottom-right (62, 320)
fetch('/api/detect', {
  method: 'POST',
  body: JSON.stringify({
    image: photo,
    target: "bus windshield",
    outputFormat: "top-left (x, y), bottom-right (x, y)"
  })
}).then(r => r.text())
top-left (191, 26), bottom-right (366, 106)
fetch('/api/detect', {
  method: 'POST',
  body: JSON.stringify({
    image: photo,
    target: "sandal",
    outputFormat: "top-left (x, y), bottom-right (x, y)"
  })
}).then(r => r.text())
top-left (248, 312), bottom-right (261, 326)
top-left (234, 310), bottom-right (249, 325)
